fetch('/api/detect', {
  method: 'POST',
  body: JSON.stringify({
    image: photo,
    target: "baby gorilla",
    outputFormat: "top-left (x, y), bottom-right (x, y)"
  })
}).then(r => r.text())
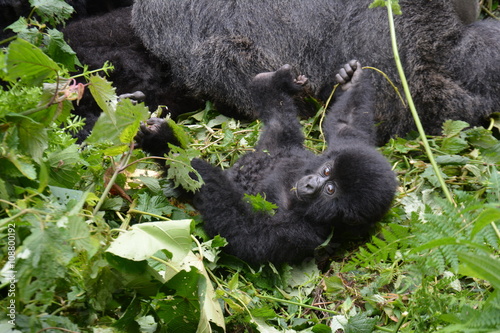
top-left (139, 61), bottom-right (397, 264)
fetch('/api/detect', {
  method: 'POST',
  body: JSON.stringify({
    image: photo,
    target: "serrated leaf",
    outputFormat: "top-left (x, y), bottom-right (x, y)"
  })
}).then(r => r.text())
top-left (442, 120), bottom-right (470, 137)
top-left (343, 313), bottom-right (377, 333)
top-left (243, 193), bottom-right (278, 215)
top-left (45, 28), bottom-right (81, 71)
top-left (106, 220), bottom-right (193, 262)
top-left (30, 0), bottom-right (74, 25)
top-left (6, 38), bottom-right (60, 85)
top-left (441, 136), bottom-right (469, 154)
top-left (166, 145), bottom-right (203, 192)
top-left (87, 75), bottom-right (118, 121)
top-left (85, 99), bottom-right (149, 148)
top-left (17, 118), bottom-right (48, 163)
top-left (135, 193), bottom-right (173, 221)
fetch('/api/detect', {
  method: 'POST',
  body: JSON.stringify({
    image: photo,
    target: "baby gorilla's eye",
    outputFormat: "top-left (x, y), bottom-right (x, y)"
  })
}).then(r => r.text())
top-left (323, 166), bottom-right (331, 177)
top-left (325, 183), bottom-right (335, 195)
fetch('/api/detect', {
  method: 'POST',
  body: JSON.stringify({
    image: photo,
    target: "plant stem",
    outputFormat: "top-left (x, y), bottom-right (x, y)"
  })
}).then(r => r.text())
top-left (385, 0), bottom-right (454, 205)
top-left (256, 294), bottom-right (339, 315)
top-left (93, 144), bottom-right (134, 215)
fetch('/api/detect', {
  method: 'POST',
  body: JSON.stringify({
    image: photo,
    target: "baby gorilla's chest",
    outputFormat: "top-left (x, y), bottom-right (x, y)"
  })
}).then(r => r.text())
top-left (226, 152), bottom-right (304, 205)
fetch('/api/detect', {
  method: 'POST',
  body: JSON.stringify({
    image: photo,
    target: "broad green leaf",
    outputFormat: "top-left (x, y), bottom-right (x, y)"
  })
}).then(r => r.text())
top-left (435, 155), bottom-right (470, 165)
top-left (17, 117), bottom-right (48, 163)
top-left (30, 0), bottom-right (74, 25)
top-left (6, 154), bottom-right (37, 179)
top-left (45, 28), bottom-right (81, 71)
top-left (156, 269), bottom-right (202, 331)
top-left (5, 39), bottom-right (60, 85)
top-left (343, 312), bottom-right (377, 333)
top-left (87, 75), bottom-right (118, 122)
top-left (85, 99), bottom-right (149, 148)
top-left (106, 220), bottom-right (193, 262)
top-left (179, 252), bottom-right (225, 333)
top-left (441, 136), bottom-right (468, 154)
top-left (46, 145), bottom-right (83, 187)
top-left (167, 118), bottom-right (191, 149)
top-left (458, 252), bottom-right (500, 290)
top-left (442, 120), bottom-right (470, 137)
top-left (49, 186), bottom-right (85, 205)
top-left (471, 208), bottom-right (500, 238)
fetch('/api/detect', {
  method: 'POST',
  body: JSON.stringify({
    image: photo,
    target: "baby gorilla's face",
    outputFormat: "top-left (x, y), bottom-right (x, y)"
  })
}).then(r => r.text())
top-left (294, 161), bottom-right (336, 201)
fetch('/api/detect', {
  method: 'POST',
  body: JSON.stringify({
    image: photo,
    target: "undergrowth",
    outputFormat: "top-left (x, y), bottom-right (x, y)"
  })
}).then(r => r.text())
top-left (0, 0), bottom-right (499, 332)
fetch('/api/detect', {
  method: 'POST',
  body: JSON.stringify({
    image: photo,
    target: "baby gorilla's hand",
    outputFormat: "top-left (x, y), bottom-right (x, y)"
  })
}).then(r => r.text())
top-left (335, 60), bottom-right (362, 91)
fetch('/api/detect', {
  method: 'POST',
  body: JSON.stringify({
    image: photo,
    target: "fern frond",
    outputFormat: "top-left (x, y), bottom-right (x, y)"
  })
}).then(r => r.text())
top-left (344, 223), bottom-right (411, 271)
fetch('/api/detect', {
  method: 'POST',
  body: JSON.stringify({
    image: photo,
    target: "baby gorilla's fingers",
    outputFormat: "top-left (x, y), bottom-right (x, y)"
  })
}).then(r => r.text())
top-left (336, 60), bottom-right (362, 91)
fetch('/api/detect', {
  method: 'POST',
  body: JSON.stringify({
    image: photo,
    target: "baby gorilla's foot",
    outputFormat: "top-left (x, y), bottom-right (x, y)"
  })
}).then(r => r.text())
top-left (294, 74), bottom-right (308, 86)
top-left (335, 60), bottom-right (362, 91)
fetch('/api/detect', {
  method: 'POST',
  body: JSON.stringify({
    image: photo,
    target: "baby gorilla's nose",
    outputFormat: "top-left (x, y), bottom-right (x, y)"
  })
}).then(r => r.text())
top-left (297, 174), bottom-right (324, 200)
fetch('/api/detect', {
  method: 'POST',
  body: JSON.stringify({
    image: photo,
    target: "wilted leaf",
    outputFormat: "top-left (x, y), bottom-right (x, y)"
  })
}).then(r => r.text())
top-left (106, 220), bottom-right (193, 262)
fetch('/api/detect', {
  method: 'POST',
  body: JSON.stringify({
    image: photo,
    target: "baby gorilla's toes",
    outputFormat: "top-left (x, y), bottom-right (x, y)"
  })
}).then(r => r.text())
top-left (335, 60), bottom-right (362, 91)
top-left (294, 74), bottom-right (308, 86)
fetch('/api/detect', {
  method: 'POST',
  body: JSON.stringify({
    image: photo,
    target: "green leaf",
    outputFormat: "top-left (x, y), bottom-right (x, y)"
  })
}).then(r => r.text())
top-left (87, 75), bottom-right (118, 121)
top-left (5, 38), bottom-right (60, 85)
top-left (17, 117), bottom-right (48, 163)
top-left (165, 145), bottom-right (203, 192)
top-left (30, 0), bottom-right (74, 25)
top-left (458, 252), bottom-right (500, 290)
top-left (441, 136), bottom-right (469, 154)
top-left (167, 118), bottom-right (191, 149)
top-left (471, 208), bottom-right (500, 238)
top-left (46, 145), bottom-right (84, 187)
top-left (343, 313), bottom-right (377, 333)
top-left (106, 220), bottom-right (193, 262)
top-left (442, 120), bottom-right (470, 137)
top-left (243, 193), bottom-right (278, 215)
top-left (6, 153), bottom-right (37, 179)
top-left (435, 155), bottom-right (470, 165)
top-left (135, 193), bottom-right (173, 221)
top-left (156, 269), bottom-right (202, 331)
top-left (85, 99), bottom-right (149, 148)
top-left (45, 29), bottom-right (81, 71)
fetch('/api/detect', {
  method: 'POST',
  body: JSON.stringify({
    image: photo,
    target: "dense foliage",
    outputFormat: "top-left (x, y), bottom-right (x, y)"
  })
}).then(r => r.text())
top-left (1, 0), bottom-right (499, 332)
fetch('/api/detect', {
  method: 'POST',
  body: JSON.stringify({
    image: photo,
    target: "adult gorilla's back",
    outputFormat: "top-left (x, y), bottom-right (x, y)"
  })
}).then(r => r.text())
top-left (132, 0), bottom-right (500, 144)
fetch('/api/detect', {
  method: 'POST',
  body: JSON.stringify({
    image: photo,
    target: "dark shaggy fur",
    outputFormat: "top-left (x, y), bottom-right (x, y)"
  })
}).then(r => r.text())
top-left (138, 62), bottom-right (397, 264)
top-left (130, 0), bottom-right (499, 144)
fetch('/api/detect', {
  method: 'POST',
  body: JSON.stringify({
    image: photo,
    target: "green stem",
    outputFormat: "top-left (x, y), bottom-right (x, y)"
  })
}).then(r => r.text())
top-left (256, 295), bottom-right (339, 315)
top-left (386, 0), bottom-right (454, 205)
top-left (93, 144), bottom-right (134, 215)
top-left (128, 209), bottom-right (171, 221)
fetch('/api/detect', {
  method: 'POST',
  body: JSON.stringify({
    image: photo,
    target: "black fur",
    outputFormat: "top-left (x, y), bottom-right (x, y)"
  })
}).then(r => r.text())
top-left (138, 62), bottom-right (397, 264)
top-left (130, 0), bottom-right (498, 144)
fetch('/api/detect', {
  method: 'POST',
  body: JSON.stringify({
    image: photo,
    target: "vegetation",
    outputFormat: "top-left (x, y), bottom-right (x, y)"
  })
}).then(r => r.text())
top-left (0, 0), bottom-right (499, 332)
